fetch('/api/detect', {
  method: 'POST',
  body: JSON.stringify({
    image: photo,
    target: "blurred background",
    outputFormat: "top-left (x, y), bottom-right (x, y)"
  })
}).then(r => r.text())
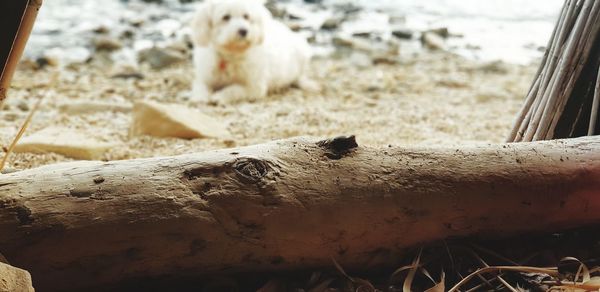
top-left (2, 0), bottom-right (567, 170)
top-left (27, 0), bottom-right (563, 64)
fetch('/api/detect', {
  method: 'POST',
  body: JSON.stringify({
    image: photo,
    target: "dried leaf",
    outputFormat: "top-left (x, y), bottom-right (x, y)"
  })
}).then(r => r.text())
top-left (561, 257), bottom-right (591, 283)
top-left (448, 266), bottom-right (559, 292)
top-left (424, 271), bottom-right (445, 292)
top-left (403, 250), bottom-right (422, 292)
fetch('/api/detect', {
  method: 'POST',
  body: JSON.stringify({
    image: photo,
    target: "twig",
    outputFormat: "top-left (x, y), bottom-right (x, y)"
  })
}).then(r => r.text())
top-left (447, 266), bottom-right (560, 292)
top-left (0, 71), bottom-right (58, 173)
top-left (588, 64), bottom-right (600, 135)
top-left (469, 250), bottom-right (518, 292)
top-left (0, 91), bottom-right (47, 172)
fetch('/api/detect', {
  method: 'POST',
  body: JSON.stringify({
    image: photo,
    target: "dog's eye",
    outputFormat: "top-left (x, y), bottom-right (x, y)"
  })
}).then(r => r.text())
top-left (243, 14), bottom-right (250, 20)
top-left (222, 14), bottom-right (231, 22)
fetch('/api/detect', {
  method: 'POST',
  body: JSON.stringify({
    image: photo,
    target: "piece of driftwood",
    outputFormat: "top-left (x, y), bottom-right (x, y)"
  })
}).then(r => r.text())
top-left (1, 136), bottom-right (600, 291)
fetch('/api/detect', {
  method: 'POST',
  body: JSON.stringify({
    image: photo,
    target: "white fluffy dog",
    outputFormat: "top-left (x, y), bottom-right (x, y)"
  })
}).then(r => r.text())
top-left (191, 0), bottom-right (317, 103)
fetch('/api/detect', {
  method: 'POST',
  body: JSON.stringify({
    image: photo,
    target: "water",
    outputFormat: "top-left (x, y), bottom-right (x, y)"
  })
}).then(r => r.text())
top-left (355, 0), bottom-right (564, 63)
top-left (26, 0), bottom-right (564, 65)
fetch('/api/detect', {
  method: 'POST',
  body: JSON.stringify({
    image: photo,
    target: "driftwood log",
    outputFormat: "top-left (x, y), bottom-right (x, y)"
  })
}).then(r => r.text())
top-left (1, 136), bottom-right (600, 291)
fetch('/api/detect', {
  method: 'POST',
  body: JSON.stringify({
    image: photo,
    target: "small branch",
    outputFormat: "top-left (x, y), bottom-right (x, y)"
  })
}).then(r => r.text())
top-left (587, 64), bottom-right (600, 135)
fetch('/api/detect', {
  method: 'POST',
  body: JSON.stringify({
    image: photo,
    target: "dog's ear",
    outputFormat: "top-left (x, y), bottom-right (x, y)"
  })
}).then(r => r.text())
top-left (191, 1), bottom-right (213, 47)
top-left (254, 5), bottom-right (272, 45)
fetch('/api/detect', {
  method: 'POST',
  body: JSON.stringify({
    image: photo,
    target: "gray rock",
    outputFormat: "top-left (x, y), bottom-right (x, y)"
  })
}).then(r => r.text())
top-left (17, 101), bottom-right (29, 112)
top-left (2, 112), bottom-right (20, 122)
top-left (93, 37), bottom-right (123, 52)
top-left (392, 29), bottom-right (414, 39)
top-left (426, 27), bottom-right (450, 38)
top-left (332, 36), bottom-right (355, 48)
top-left (334, 3), bottom-right (362, 15)
top-left (35, 55), bottom-right (59, 68)
top-left (321, 17), bottom-right (342, 30)
top-left (138, 47), bottom-right (186, 69)
top-left (478, 61), bottom-right (510, 74)
top-left (372, 55), bottom-right (399, 65)
top-left (92, 26), bottom-right (110, 34)
top-left (265, 1), bottom-right (286, 18)
top-left (352, 32), bottom-right (373, 38)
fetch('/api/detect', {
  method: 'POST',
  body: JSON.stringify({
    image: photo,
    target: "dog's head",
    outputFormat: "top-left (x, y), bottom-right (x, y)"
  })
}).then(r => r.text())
top-left (192, 0), bottom-right (270, 53)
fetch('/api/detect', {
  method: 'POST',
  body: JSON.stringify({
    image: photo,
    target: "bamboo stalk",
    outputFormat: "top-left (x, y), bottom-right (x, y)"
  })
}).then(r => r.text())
top-left (547, 1), bottom-right (600, 138)
top-left (506, 2), bottom-right (566, 142)
top-left (532, 0), bottom-right (593, 141)
top-left (509, 75), bottom-right (541, 142)
top-left (521, 0), bottom-right (578, 141)
top-left (509, 0), bottom-right (600, 142)
top-left (588, 65), bottom-right (600, 135)
top-left (0, 0), bottom-right (43, 109)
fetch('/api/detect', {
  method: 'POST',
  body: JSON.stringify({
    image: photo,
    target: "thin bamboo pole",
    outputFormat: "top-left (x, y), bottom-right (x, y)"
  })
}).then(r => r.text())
top-left (588, 65), bottom-right (600, 135)
top-left (0, 0), bottom-right (42, 108)
top-left (508, 0), bottom-right (600, 142)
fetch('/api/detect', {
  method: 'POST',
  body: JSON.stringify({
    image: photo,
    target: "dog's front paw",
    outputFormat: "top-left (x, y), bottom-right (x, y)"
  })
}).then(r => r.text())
top-left (209, 91), bottom-right (239, 105)
top-left (191, 87), bottom-right (211, 101)
top-left (211, 85), bottom-right (259, 104)
top-left (298, 77), bottom-right (322, 93)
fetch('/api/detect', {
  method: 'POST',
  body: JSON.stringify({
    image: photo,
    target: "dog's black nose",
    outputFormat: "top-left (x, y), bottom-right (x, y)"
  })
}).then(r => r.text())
top-left (238, 28), bottom-right (248, 37)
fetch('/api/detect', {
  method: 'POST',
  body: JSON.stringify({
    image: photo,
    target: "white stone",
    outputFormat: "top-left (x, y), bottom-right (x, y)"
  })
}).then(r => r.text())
top-left (131, 100), bottom-right (230, 139)
top-left (14, 127), bottom-right (116, 160)
top-left (421, 32), bottom-right (445, 51)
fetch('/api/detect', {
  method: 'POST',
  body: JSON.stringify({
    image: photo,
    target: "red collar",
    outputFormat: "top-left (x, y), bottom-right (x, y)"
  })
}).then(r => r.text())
top-left (219, 59), bottom-right (227, 71)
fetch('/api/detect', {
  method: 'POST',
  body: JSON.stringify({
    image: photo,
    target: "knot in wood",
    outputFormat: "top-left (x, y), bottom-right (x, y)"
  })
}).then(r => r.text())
top-left (317, 135), bottom-right (358, 159)
top-left (233, 158), bottom-right (269, 184)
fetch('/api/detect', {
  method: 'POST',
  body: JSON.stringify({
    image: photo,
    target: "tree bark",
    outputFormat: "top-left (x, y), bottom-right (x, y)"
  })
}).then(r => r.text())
top-left (1, 136), bottom-right (600, 291)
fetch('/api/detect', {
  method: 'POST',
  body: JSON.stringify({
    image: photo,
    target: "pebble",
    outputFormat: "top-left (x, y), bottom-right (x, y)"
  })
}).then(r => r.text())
top-left (17, 101), bottom-right (30, 112)
top-left (321, 17), bottom-right (342, 30)
top-left (392, 29), bottom-right (414, 40)
top-left (93, 37), bottom-right (123, 52)
top-left (138, 47), bottom-right (186, 69)
top-left (2, 112), bottom-right (20, 122)
top-left (421, 32), bottom-right (445, 50)
top-left (426, 27), bottom-right (450, 38)
top-left (478, 61), bottom-right (510, 74)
